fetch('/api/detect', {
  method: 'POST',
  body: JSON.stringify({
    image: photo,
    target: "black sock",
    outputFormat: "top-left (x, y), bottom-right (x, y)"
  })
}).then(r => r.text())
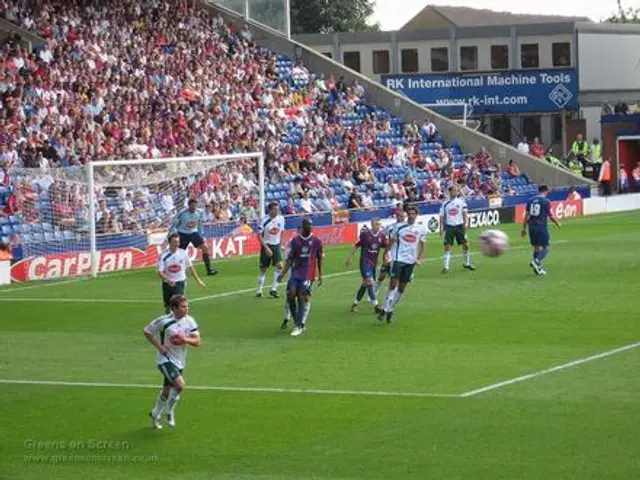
top-left (356, 285), bottom-right (367, 302)
top-left (287, 297), bottom-right (297, 321)
top-left (202, 252), bottom-right (212, 273)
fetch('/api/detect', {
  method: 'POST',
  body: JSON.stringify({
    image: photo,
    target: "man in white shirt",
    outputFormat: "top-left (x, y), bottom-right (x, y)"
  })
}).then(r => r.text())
top-left (256, 202), bottom-right (286, 298)
top-left (299, 190), bottom-right (317, 214)
top-left (517, 137), bottom-right (530, 154)
top-left (157, 233), bottom-right (206, 313)
top-left (439, 185), bottom-right (475, 274)
top-left (144, 294), bottom-right (201, 429)
top-left (377, 206), bottom-right (426, 323)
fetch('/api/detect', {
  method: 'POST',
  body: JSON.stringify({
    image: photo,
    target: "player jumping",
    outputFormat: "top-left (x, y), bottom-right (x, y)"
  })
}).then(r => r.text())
top-left (377, 206), bottom-right (426, 324)
top-left (440, 185), bottom-right (475, 273)
top-left (374, 209), bottom-right (406, 299)
top-left (144, 294), bottom-right (201, 429)
top-left (345, 218), bottom-right (388, 313)
top-left (256, 202), bottom-right (286, 298)
top-left (278, 218), bottom-right (323, 337)
top-left (521, 184), bottom-right (561, 275)
top-left (170, 199), bottom-right (218, 276)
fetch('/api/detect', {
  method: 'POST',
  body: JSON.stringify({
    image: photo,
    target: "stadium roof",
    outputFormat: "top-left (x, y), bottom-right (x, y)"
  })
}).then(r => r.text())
top-left (400, 5), bottom-right (592, 30)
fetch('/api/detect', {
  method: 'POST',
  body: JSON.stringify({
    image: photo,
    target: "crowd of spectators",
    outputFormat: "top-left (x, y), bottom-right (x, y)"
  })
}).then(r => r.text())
top-left (0, 0), bottom-right (521, 241)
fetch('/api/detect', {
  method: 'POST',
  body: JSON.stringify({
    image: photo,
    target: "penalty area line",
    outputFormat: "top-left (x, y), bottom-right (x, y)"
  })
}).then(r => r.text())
top-left (460, 341), bottom-right (640, 397)
top-left (0, 378), bottom-right (459, 399)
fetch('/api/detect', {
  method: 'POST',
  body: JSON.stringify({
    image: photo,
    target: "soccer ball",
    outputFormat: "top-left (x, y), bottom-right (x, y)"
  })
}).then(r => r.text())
top-left (478, 230), bottom-right (509, 257)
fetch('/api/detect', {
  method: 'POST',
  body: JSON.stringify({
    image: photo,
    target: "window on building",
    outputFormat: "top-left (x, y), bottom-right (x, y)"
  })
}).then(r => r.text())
top-left (322, 52), bottom-right (333, 59)
top-left (491, 117), bottom-right (512, 144)
top-left (460, 45), bottom-right (478, 71)
top-left (491, 45), bottom-right (509, 70)
top-left (401, 49), bottom-right (419, 73)
top-left (552, 42), bottom-right (571, 67)
top-left (552, 115), bottom-right (563, 143)
top-left (522, 116), bottom-right (541, 142)
top-left (343, 51), bottom-right (361, 72)
top-left (372, 50), bottom-right (390, 74)
top-left (521, 43), bottom-right (539, 68)
top-left (430, 47), bottom-right (448, 72)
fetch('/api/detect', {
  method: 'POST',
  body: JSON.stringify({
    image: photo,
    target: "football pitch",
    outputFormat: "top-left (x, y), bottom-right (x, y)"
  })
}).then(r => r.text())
top-left (1, 211), bottom-right (639, 480)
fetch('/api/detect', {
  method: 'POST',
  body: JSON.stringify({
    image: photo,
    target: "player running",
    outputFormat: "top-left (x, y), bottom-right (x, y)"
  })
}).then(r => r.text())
top-left (144, 294), bottom-right (201, 429)
top-left (374, 209), bottom-right (406, 298)
top-left (169, 198), bottom-right (218, 276)
top-left (439, 185), bottom-right (475, 274)
top-left (157, 233), bottom-right (206, 313)
top-left (377, 206), bottom-right (426, 324)
top-left (521, 184), bottom-right (562, 275)
top-left (345, 218), bottom-right (388, 313)
top-left (278, 218), bottom-right (323, 337)
top-left (256, 202), bottom-right (286, 298)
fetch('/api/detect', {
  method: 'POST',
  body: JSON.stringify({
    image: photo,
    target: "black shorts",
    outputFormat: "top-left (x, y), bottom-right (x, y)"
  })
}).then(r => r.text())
top-left (390, 261), bottom-right (415, 283)
top-left (162, 280), bottom-right (185, 312)
top-left (158, 361), bottom-right (183, 387)
top-left (444, 225), bottom-right (467, 246)
top-left (179, 232), bottom-right (205, 250)
top-left (379, 263), bottom-right (391, 276)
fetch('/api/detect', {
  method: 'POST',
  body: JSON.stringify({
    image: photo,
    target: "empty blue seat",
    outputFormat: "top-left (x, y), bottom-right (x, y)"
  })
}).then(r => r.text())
top-left (1, 225), bottom-right (11, 236)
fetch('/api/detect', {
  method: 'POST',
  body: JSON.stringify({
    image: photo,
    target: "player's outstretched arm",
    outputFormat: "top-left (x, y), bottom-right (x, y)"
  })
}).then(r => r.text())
top-left (416, 240), bottom-right (425, 266)
top-left (521, 213), bottom-right (530, 237)
top-left (345, 245), bottom-right (358, 268)
top-left (278, 258), bottom-right (292, 282)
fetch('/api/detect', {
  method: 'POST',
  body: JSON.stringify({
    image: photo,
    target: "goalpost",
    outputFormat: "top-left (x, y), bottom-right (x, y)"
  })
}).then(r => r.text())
top-left (86, 153), bottom-right (265, 278)
top-left (421, 102), bottom-right (480, 130)
top-left (9, 152), bottom-right (264, 281)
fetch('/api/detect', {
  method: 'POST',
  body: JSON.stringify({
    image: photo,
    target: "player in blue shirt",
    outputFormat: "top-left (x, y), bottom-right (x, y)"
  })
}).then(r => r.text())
top-left (521, 185), bottom-right (562, 275)
top-left (169, 199), bottom-right (218, 276)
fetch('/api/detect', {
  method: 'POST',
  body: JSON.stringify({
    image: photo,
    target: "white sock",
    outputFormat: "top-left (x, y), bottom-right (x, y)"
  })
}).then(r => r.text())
top-left (374, 280), bottom-right (383, 297)
top-left (166, 388), bottom-right (180, 415)
top-left (463, 250), bottom-right (471, 266)
top-left (392, 291), bottom-right (403, 309)
top-left (384, 288), bottom-right (397, 312)
top-left (283, 299), bottom-right (291, 320)
top-left (302, 302), bottom-right (311, 323)
top-left (151, 390), bottom-right (167, 418)
top-left (257, 273), bottom-right (266, 292)
top-left (444, 251), bottom-right (451, 269)
top-left (270, 270), bottom-right (280, 291)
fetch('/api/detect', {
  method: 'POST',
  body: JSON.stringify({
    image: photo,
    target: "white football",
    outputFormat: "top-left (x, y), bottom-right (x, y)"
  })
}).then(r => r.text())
top-left (478, 229), bottom-right (509, 257)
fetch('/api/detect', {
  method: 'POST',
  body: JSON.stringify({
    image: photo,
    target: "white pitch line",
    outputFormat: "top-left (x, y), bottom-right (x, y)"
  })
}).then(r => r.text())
top-left (0, 297), bottom-right (157, 304)
top-left (0, 277), bottom-right (84, 294)
top-left (460, 341), bottom-right (640, 397)
top-left (0, 378), bottom-right (458, 398)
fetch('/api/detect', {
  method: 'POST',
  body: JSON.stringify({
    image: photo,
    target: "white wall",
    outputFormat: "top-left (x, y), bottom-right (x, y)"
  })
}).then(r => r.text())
top-left (578, 33), bottom-right (640, 91)
top-left (580, 106), bottom-right (602, 142)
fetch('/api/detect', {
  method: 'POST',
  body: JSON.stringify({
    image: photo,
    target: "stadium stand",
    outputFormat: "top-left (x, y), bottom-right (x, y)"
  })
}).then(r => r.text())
top-left (0, 0), bottom-right (541, 245)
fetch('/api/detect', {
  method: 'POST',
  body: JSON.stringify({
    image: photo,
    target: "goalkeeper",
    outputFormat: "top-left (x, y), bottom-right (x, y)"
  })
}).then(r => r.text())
top-left (169, 199), bottom-right (218, 276)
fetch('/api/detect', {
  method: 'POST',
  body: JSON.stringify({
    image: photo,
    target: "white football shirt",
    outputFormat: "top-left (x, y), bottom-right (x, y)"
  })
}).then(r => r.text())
top-left (440, 197), bottom-right (468, 226)
top-left (157, 247), bottom-right (192, 282)
top-left (391, 222), bottom-right (427, 264)
top-left (258, 214), bottom-right (285, 245)
top-left (145, 313), bottom-right (199, 369)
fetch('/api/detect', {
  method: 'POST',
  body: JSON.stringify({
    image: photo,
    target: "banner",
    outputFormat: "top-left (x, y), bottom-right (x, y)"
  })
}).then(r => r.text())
top-left (10, 224), bottom-right (358, 282)
top-left (381, 69), bottom-right (578, 114)
top-left (515, 198), bottom-right (583, 222)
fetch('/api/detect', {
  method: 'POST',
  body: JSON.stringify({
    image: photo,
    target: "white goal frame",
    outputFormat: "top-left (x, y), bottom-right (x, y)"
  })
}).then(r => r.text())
top-left (422, 102), bottom-right (471, 127)
top-left (85, 152), bottom-right (265, 278)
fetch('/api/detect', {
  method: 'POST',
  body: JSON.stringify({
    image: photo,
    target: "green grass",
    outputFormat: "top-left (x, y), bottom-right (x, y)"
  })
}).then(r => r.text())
top-left (1, 211), bottom-right (639, 479)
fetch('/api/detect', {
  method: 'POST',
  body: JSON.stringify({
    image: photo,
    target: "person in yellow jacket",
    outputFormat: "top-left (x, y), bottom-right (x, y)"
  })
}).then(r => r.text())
top-left (569, 157), bottom-right (583, 177)
top-left (599, 158), bottom-right (612, 196)
top-left (571, 134), bottom-right (589, 161)
top-left (590, 138), bottom-right (602, 180)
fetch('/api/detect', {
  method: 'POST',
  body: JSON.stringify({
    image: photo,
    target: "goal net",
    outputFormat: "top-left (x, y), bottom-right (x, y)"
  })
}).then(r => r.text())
top-left (422, 102), bottom-right (481, 130)
top-left (9, 153), bottom-right (264, 281)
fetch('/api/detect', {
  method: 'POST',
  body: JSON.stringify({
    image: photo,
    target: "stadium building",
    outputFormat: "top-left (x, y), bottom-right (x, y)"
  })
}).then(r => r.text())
top-left (293, 5), bottom-right (640, 169)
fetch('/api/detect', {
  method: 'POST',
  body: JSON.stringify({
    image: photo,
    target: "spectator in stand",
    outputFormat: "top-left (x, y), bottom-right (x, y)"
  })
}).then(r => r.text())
top-left (530, 137), bottom-right (545, 158)
top-left (360, 188), bottom-right (374, 209)
top-left (285, 197), bottom-right (297, 215)
top-left (619, 166), bottom-right (629, 193)
top-left (517, 137), bottom-right (530, 154)
top-left (422, 119), bottom-right (437, 142)
top-left (632, 162), bottom-right (640, 192)
top-left (314, 190), bottom-right (332, 212)
top-left (347, 189), bottom-right (361, 209)
top-left (507, 159), bottom-right (521, 177)
top-left (402, 173), bottom-right (419, 202)
top-left (299, 190), bottom-right (316, 214)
